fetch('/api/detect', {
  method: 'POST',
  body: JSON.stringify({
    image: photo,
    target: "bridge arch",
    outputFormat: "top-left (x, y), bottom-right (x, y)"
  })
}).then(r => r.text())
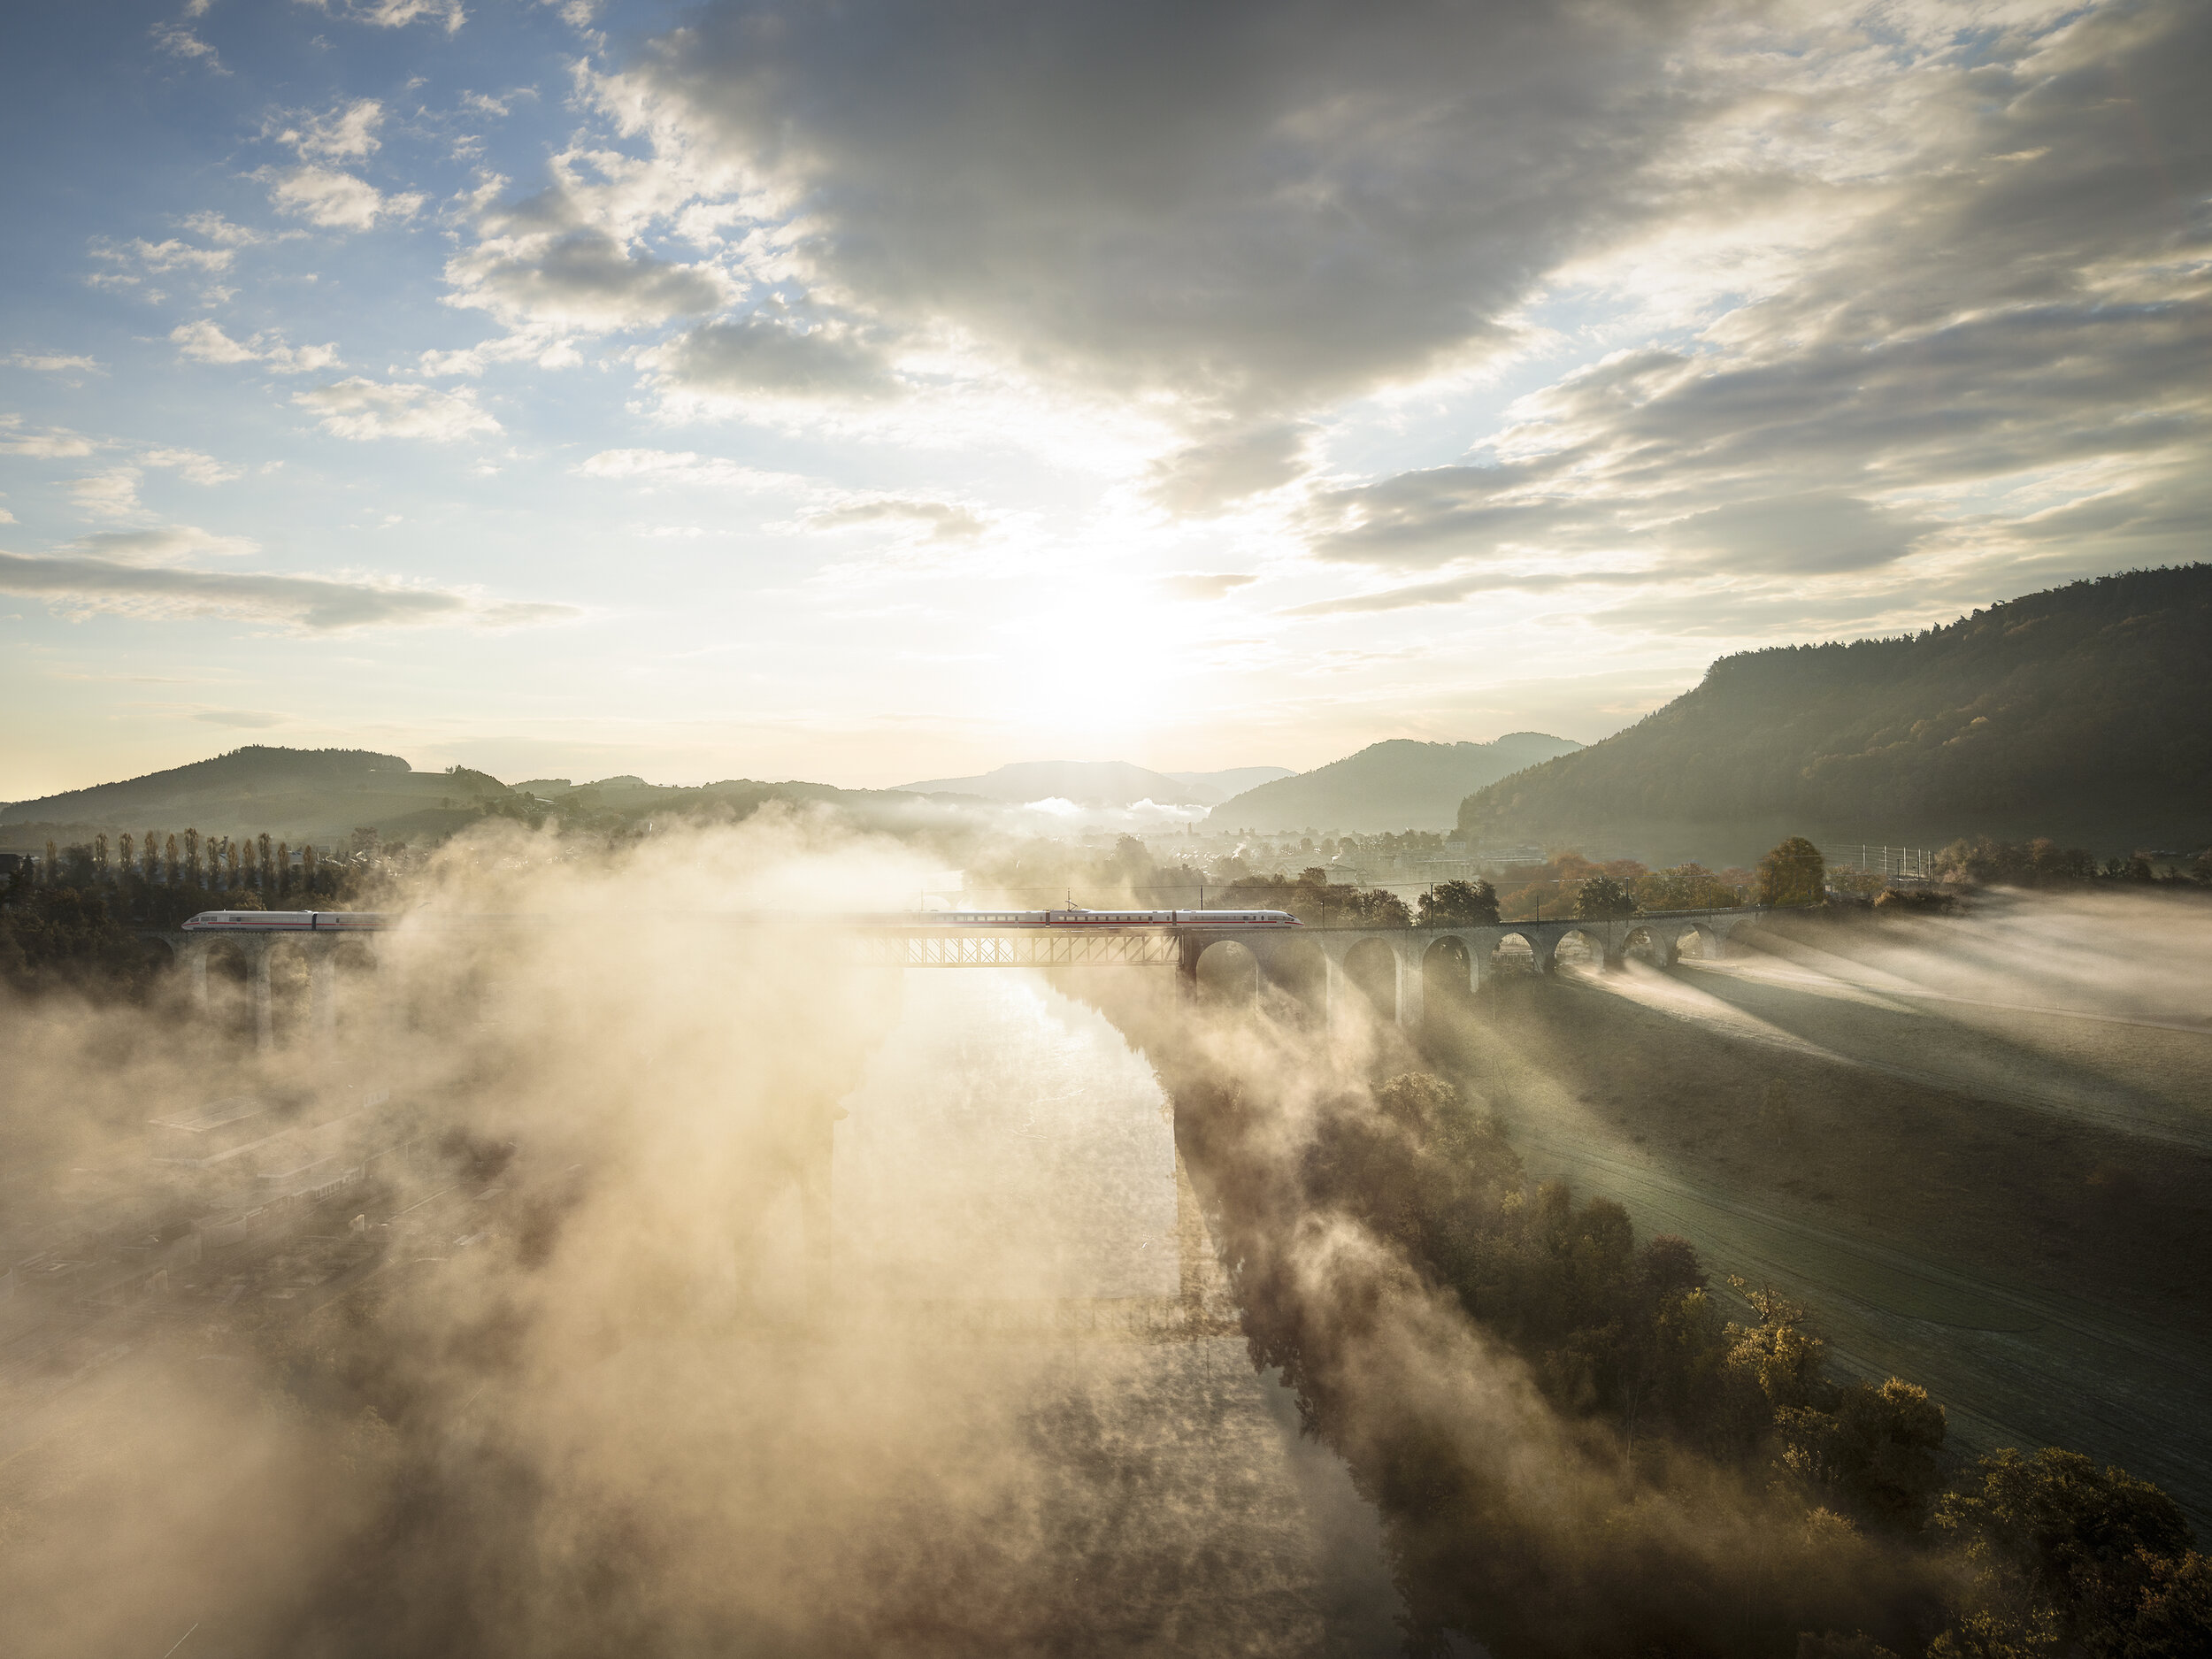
top-left (1422, 934), bottom-right (1475, 1011)
top-left (1551, 926), bottom-right (1610, 974)
top-left (1669, 921), bottom-right (1722, 961)
top-left (1488, 931), bottom-right (1540, 975)
top-left (1252, 934), bottom-right (1327, 1022)
top-left (1192, 935), bottom-right (1260, 1005)
top-left (1342, 936), bottom-right (1398, 1021)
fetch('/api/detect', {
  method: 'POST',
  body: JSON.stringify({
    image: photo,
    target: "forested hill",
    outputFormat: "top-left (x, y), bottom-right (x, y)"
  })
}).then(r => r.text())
top-left (1456, 565), bottom-right (2212, 865)
top-left (2, 747), bottom-right (411, 826)
top-left (1212, 733), bottom-right (1581, 832)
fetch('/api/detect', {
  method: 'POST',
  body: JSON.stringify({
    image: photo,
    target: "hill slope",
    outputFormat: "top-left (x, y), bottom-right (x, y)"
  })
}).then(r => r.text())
top-left (1210, 734), bottom-right (1582, 832)
top-left (893, 760), bottom-right (1216, 807)
top-left (2, 746), bottom-right (413, 826)
top-left (0, 746), bottom-right (487, 849)
top-left (0, 749), bottom-right (988, 855)
top-left (1455, 565), bottom-right (2212, 864)
top-left (1166, 766), bottom-right (1297, 799)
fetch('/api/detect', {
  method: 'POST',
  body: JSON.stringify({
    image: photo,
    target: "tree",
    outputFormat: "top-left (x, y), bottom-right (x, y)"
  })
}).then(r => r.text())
top-left (1575, 872), bottom-right (1638, 918)
top-left (1420, 879), bottom-right (1500, 926)
top-left (1933, 1448), bottom-right (2200, 1656)
top-left (184, 827), bottom-right (202, 887)
top-left (1757, 836), bottom-right (1826, 907)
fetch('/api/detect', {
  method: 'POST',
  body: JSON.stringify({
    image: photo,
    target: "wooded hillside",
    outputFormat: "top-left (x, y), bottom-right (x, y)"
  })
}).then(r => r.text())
top-left (1211, 733), bottom-right (1581, 832)
top-left (1456, 566), bottom-right (2212, 864)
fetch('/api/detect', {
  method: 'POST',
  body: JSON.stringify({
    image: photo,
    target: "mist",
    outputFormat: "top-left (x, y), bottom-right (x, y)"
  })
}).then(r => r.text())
top-left (3, 814), bottom-right (1408, 1657)
top-left (7, 820), bottom-right (2210, 1656)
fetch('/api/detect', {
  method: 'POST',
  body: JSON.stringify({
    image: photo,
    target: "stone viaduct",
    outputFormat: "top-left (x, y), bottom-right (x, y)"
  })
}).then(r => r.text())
top-left (149, 907), bottom-right (1769, 1052)
top-left (148, 927), bottom-right (365, 1052)
top-left (1171, 910), bottom-right (1766, 1031)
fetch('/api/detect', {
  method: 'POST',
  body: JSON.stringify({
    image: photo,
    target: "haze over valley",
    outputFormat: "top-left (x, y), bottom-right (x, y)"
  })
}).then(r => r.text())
top-left (4, 4), bottom-right (2211, 1656)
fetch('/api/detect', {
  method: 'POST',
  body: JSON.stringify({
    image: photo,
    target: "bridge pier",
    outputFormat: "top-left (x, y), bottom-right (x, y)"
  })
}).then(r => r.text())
top-left (188, 941), bottom-right (210, 1012)
top-left (1394, 944), bottom-right (1425, 1031)
top-left (250, 939), bottom-right (274, 1053)
top-left (1322, 947), bottom-right (1355, 1042)
top-left (309, 942), bottom-right (337, 1044)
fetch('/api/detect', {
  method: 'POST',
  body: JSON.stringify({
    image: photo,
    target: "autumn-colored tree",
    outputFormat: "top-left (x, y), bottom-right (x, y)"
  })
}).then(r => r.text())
top-left (93, 833), bottom-right (108, 879)
top-left (1932, 1448), bottom-right (2207, 1656)
top-left (1756, 836), bottom-right (1826, 907)
top-left (257, 833), bottom-right (273, 892)
top-left (119, 833), bottom-right (134, 877)
top-left (275, 841), bottom-right (290, 898)
top-left (1419, 879), bottom-right (1500, 926)
top-left (143, 831), bottom-right (160, 882)
top-left (184, 828), bottom-right (202, 887)
top-left (1575, 872), bottom-right (1639, 918)
top-left (164, 834), bottom-right (179, 885)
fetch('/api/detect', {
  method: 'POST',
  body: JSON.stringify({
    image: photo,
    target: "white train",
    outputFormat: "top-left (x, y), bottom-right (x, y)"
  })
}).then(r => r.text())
top-left (181, 911), bottom-right (393, 931)
top-left (915, 909), bottom-right (1302, 927)
top-left (181, 907), bottom-right (1301, 931)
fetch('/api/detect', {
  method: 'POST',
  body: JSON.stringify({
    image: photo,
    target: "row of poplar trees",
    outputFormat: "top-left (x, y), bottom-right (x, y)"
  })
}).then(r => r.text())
top-left (38, 829), bottom-right (326, 896)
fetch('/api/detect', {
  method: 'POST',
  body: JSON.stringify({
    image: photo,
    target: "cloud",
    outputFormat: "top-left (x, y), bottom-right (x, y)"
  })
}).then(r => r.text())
top-left (599, 0), bottom-right (1714, 416)
top-left (151, 21), bottom-right (226, 71)
top-left (263, 165), bottom-right (423, 230)
top-left (194, 708), bottom-right (286, 727)
top-left (1296, 1), bottom-right (2212, 599)
top-left (0, 415), bottom-right (96, 458)
top-left (573, 449), bottom-right (807, 490)
top-left (295, 378), bottom-right (500, 441)
top-left (171, 319), bottom-right (342, 374)
top-left (799, 498), bottom-right (986, 541)
top-left (180, 212), bottom-right (263, 247)
top-left (0, 547), bottom-right (579, 631)
top-left (142, 447), bottom-right (245, 485)
top-left (94, 236), bottom-right (234, 274)
top-left (8, 352), bottom-right (103, 375)
top-left (444, 187), bottom-right (732, 331)
top-left (657, 311), bottom-right (896, 401)
top-left (1145, 424), bottom-right (1313, 515)
top-left (1279, 568), bottom-right (1638, 617)
top-left (295, 0), bottom-right (466, 30)
top-left (1159, 572), bottom-right (1257, 602)
top-left (68, 468), bottom-right (144, 518)
top-left (69, 525), bottom-right (259, 564)
top-left (269, 97), bottom-right (386, 161)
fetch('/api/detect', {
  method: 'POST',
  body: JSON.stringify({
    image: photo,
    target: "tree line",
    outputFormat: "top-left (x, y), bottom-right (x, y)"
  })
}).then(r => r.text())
top-left (1175, 1064), bottom-right (2210, 1657)
top-left (0, 828), bottom-right (389, 996)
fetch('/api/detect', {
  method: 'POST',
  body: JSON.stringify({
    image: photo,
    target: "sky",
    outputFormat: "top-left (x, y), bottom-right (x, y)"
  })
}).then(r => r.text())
top-left (1, 0), bottom-right (2205, 798)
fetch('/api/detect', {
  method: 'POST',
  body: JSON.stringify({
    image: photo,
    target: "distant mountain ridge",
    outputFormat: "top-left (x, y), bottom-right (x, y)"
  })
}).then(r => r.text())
top-left (1455, 565), bottom-right (2212, 864)
top-left (2, 747), bottom-right (412, 827)
top-left (1210, 734), bottom-right (1583, 832)
top-left (895, 760), bottom-right (1225, 807)
top-left (0, 747), bottom-right (985, 852)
